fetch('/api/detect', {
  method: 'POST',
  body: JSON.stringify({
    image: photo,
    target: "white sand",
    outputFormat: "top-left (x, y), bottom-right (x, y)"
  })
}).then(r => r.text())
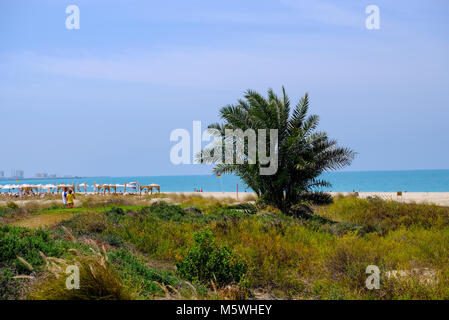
top-left (330, 192), bottom-right (449, 207)
top-left (165, 191), bottom-right (449, 207)
top-left (1, 192), bottom-right (448, 207)
top-left (163, 191), bottom-right (256, 200)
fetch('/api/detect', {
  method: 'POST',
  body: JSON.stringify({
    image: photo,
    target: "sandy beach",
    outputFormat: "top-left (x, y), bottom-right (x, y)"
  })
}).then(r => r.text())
top-left (1, 191), bottom-right (449, 207)
top-left (161, 191), bottom-right (449, 206)
top-left (330, 192), bottom-right (449, 207)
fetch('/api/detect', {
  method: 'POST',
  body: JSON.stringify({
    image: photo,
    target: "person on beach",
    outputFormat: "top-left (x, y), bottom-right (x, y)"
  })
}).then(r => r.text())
top-left (67, 190), bottom-right (75, 208)
top-left (62, 187), bottom-right (68, 206)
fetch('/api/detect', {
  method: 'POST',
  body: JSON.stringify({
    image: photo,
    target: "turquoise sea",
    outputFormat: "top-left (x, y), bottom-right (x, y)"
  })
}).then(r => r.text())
top-left (1, 170), bottom-right (449, 193)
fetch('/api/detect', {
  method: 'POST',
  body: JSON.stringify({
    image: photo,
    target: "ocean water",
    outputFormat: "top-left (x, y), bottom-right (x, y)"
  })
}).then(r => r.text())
top-left (0, 170), bottom-right (448, 193)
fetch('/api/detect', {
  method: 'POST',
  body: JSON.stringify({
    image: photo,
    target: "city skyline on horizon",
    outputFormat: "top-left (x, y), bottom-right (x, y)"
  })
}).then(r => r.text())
top-left (2, 168), bottom-right (449, 182)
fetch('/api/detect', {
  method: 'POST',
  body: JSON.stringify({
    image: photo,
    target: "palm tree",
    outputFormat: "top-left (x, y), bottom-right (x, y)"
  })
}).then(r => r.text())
top-left (198, 87), bottom-right (355, 215)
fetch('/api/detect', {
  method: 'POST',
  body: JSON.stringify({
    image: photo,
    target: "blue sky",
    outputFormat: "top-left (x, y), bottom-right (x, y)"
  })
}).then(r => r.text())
top-left (1, 0), bottom-right (448, 177)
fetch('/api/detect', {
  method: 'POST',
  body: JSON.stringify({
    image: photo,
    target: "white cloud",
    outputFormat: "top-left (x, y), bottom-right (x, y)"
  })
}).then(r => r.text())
top-left (0, 41), bottom-right (441, 95)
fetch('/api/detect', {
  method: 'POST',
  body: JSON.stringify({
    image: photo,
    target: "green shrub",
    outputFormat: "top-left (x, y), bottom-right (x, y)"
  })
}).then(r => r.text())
top-left (108, 248), bottom-right (181, 297)
top-left (6, 202), bottom-right (19, 210)
top-left (139, 202), bottom-right (186, 221)
top-left (62, 212), bottom-right (107, 235)
top-left (105, 207), bottom-right (127, 224)
top-left (0, 202), bottom-right (22, 217)
top-left (106, 207), bottom-right (125, 216)
top-left (0, 226), bottom-right (67, 274)
top-left (0, 267), bottom-right (23, 300)
top-left (101, 234), bottom-right (124, 247)
top-left (176, 228), bottom-right (247, 286)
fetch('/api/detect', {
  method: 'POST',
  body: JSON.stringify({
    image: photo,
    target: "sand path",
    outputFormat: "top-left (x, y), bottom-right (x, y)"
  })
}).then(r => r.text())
top-left (10, 211), bottom-right (76, 229)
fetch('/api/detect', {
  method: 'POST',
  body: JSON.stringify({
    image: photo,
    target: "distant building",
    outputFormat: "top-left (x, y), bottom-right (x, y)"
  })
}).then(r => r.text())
top-left (49, 174), bottom-right (57, 178)
top-left (11, 169), bottom-right (24, 179)
top-left (35, 173), bottom-right (49, 178)
top-left (0, 171), bottom-right (4, 178)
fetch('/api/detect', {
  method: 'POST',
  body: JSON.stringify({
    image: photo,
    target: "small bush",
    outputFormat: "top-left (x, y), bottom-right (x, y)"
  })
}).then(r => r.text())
top-left (105, 207), bottom-right (127, 224)
top-left (0, 202), bottom-right (22, 218)
top-left (101, 234), bottom-right (124, 247)
top-left (62, 213), bottom-right (107, 235)
top-left (0, 266), bottom-right (24, 299)
top-left (140, 202), bottom-right (186, 221)
top-left (6, 202), bottom-right (19, 210)
top-left (176, 228), bottom-right (247, 286)
top-left (0, 226), bottom-right (67, 274)
top-left (106, 207), bottom-right (125, 216)
top-left (29, 253), bottom-right (134, 300)
top-left (108, 248), bottom-right (181, 298)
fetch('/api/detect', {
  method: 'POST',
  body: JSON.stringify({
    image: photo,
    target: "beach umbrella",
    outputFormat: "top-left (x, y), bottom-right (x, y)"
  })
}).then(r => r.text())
top-left (78, 183), bottom-right (88, 193)
top-left (44, 184), bottom-right (56, 192)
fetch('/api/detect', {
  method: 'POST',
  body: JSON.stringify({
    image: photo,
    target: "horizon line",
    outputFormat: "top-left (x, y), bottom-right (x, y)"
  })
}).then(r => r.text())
top-left (4, 168), bottom-right (449, 180)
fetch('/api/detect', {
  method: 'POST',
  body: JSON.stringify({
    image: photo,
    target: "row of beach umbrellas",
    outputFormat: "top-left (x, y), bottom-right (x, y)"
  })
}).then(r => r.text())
top-left (0, 182), bottom-right (139, 191)
top-left (0, 184), bottom-right (68, 190)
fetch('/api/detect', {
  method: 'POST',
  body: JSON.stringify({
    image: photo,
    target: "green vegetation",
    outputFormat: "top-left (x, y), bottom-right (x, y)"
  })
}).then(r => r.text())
top-left (317, 195), bottom-right (449, 234)
top-left (176, 228), bottom-right (247, 286)
top-left (0, 202), bottom-right (22, 220)
top-left (108, 248), bottom-right (183, 298)
top-left (0, 226), bottom-right (67, 273)
top-left (1, 194), bottom-right (449, 300)
top-left (29, 249), bottom-right (134, 300)
top-left (0, 226), bottom-right (69, 299)
top-left (199, 88), bottom-right (355, 214)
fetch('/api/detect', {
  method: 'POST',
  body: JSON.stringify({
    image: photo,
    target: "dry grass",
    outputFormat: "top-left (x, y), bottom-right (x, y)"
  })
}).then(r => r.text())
top-left (29, 252), bottom-right (135, 300)
top-left (156, 193), bottom-right (256, 205)
top-left (27, 230), bottom-right (136, 300)
top-left (6, 194), bottom-right (449, 300)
